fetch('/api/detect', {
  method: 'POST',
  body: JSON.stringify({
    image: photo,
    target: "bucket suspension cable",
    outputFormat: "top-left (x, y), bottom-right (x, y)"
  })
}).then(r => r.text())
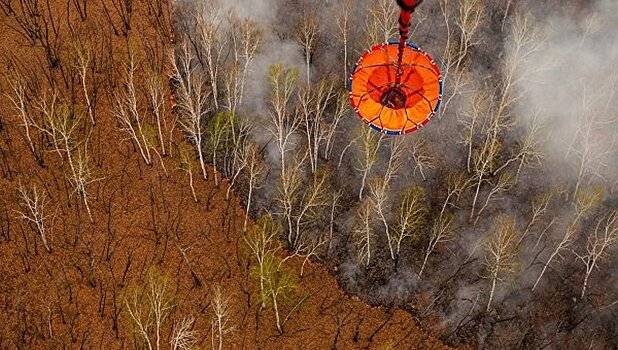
top-left (395, 0), bottom-right (423, 85)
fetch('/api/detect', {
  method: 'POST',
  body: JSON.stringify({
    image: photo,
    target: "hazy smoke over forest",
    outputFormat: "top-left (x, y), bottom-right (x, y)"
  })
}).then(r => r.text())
top-left (515, 0), bottom-right (618, 185)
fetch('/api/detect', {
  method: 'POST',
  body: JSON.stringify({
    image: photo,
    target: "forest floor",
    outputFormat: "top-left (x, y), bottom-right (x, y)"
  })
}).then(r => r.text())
top-left (0, 0), bottom-right (460, 348)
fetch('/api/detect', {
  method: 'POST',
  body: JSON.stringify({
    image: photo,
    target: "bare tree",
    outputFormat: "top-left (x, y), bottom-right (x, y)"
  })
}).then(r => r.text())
top-left (335, 0), bottom-right (353, 86)
top-left (392, 185), bottom-right (427, 260)
top-left (68, 147), bottom-right (100, 221)
top-left (468, 109), bottom-right (508, 222)
top-left (211, 285), bottom-right (233, 350)
top-left (243, 214), bottom-right (280, 309)
top-left (243, 214), bottom-right (296, 333)
top-left (206, 112), bottom-right (231, 186)
top-left (176, 142), bottom-right (199, 202)
top-left (4, 68), bottom-right (42, 164)
top-left (296, 12), bottom-right (319, 84)
top-left (243, 144), bottom-right (266, 232)
top-left (72, 37), bottom-right (96, 125)
top-left (419, 213), bottom-right (455, 278)
top-left (292, 168), bottom-right (330, 248)
top-left (466, 13), bottom-right (540, 222)
top-left (518, 192), bottom-right (553, 247)
top-left (294, 233), bottom-right (327, 277)
top-left (15, 183), bottom-right (53, 253)
top-left (369, 137), bottom-right (405, 259)
top-left (33, 91), bottom-right (100, 221)
top-left (481, 215), bottom-right (520, 311)
top-left (328, 190), bottom-right (342, 252)
top-left (225, 16), bottom-right (262, 116)
top-left (276, 149), bottom-right (329, 248)
top-left (473, 171), bottom-right (513, 224)
top-left (364, 0), bottom-right (397, 46)
top-left (323, 92), bottom-right (349, 160)
top-left (195, 4), bottom-right (225, 110)
top-left (298, 78), bottom-right (336, 174)
top-left (277, 152), bottom-right (305, 245)
top-left (266, 64), bottom-right (300, 178)
top-left (410, 137), bottom-right (435, 181)
top-left (170, 317), bottom-right (197, 350)
top-left (565, 84), bottom-right (616, 198)
top-left (34, 91), bottom-right (80, 161)
top-left (145, 73), bottom-right (168, 156)
top-left (439, 172), bottom-right (470, 218)
top-left (493, 111), bottom-right (544, 179)
top-left (355, 126), bottom-right (382, 200)
top-left (124, 269), bottom-right (174, 350)
top-left (113, 53), bottom-right (153, 165)
top-left (225, 131), bottom-right (251, 200)
top-left (353, 200), bottom-right (375, 267)
top-left (172, 41), bottom-right (210, 180)
top-left (438, 0), bottom-right (484, 116)
top-left (532, 187), bottom-right (603, 291)
top-left (262, 255), bottom-right (297, 334)
top-left (574, 211), bottom-right (617, 298)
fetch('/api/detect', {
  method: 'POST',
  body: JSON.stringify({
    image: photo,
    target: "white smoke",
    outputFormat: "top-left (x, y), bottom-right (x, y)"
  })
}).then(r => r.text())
top-left (513, 0), bottom-right (618, 188)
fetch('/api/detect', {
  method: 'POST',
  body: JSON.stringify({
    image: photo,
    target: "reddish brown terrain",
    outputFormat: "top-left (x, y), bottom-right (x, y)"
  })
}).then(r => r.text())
top-left (0, 0), bottom-right (454, 348)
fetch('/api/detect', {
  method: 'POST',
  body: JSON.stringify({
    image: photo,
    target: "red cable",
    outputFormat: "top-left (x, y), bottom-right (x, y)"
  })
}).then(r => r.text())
top-left (395, 0), bottom-right (421, 85)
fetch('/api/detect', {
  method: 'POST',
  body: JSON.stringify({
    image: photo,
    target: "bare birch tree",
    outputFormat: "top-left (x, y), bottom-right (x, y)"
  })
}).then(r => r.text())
top-left (532, 186), bottom-right (603, 291)
top-left (170, 317), bottom-right (197, 350)
top-left (276, 151), bottom-right (305, 245)
top-left (439, 172), bottom-right (470, 218)
top-left (211, 285), bottom-right (233, 350)
top-left (493, 111), bottom-right (544, 179)
top-left (289, 167), bottom-right (330, 248)
top-left (243, 144), bottom-right (266, 232)
top-left (68, 148), bottom-right (100, 221)
top-left (353, 200), bottom-right (375, 267)
top-left (34, 93), bottom-right (98, 221)
top-left (565, 84), bottom-right (616, 198)
top-left (244, 214), bottom-right (280, 309)
top-left (364, 0), bottom-right (397, 46)
top-left (225, 16), bottom-right (262, 116)
top-left (172, 41), bottom-right (210, 180)
top-left (177, 142), bottom-right (199, 202)
top-left (124, 269), bottom-right (174, 350)
top-left (393, 185), bottom-right (428, 260)
top-left (356, 126), bottom-right (382, 200)
top-left (419, 213), bottom-right (455, 278)
top-left (113, 53), bottom-right (153, 165)
top-left (410, 137), bottom-right (435, 181)
top-left (335, 0), bottom-right (353, 86)
top-left (244, 214), bottom-right (295, 333)
top-left (72, 37), bottom-right (96, 125)
top-left (473, 171), bottom-right (513, 224)
top-left (323, 92), bottom-right (349, 160)
top-left (438, 0), bottom-right (484, 116)
top-left (517, 192), bottom-right (552, 247)
top-left (195, 4), bottom-right (225, 110)
top-left (296, 11), bottom-right (319, 84)
top-left (574, 211), bottom-right (617, 298)
top-left (15, 183), bottom-right (54, 253)
top-left (298, 78), bottom-right (336, 174)
top-left (145, 73), bottom-right (168, 156)
top-left (481, 215), bottom-right (520, 311)
top-left (206, 112), bottom-right (231, 186)
top-left (266, 64), bottom-right (300, 178)
top-left (4, 68), bottom-right (43, 164)
top-left (369, 137), bottom-right (405, 259)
